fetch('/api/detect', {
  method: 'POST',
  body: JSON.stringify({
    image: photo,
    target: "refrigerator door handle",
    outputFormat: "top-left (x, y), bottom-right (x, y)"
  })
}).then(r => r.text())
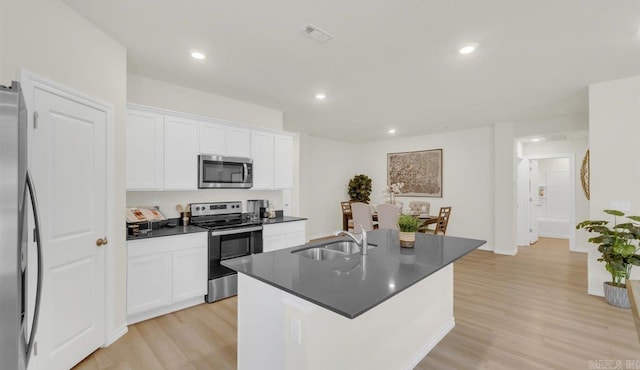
top-left (24, 169), bottom-right (42, 366)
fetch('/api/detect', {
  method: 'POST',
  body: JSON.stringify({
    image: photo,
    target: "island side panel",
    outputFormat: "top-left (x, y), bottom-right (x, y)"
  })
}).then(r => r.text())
top-left (237, 274), bottom-right (286, 370)
top-left (237, 265), bottom-right (454, 370)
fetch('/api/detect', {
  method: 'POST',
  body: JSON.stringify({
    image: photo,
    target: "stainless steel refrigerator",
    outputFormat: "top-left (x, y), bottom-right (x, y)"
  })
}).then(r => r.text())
top-left (0, 81), bottom-right (42, 370)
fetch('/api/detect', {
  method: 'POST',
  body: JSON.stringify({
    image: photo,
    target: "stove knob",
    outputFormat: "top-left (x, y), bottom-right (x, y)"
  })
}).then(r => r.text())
top-left (195, 206), bottom-right (201, 211)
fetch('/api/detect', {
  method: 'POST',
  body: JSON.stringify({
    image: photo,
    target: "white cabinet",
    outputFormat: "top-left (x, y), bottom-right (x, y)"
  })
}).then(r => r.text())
top-left (126, 110), bottom-right (164, 190)
top-left (126, 104), bottom-right (296, 192)
top-left (127, 253), bottom-right (172, 315)
top-left (273, 134), bottom-right (294, 189)
top-left (164, 116), bottom-right (199, 190)
top-left (199, 121), bottom-right (227, 155)
top-left (262, 221), bottom-right (306, 253)
top-left (172, 247), bottom-right (208, 302)
top-left (127, 232), bottom-right (207, 324)
top-left (227, 127), bottom-right (251, 158)
top-left (251, 131), bottom-right (275, 189)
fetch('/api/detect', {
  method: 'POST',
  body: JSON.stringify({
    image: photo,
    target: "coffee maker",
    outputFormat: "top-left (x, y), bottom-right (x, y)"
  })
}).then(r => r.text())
top-left (247, 199), bottom-right (269, 220)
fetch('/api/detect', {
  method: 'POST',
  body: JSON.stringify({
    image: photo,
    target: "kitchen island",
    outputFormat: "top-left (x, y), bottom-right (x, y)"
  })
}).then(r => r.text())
top-left (223, 229), bottom-right (485, 370)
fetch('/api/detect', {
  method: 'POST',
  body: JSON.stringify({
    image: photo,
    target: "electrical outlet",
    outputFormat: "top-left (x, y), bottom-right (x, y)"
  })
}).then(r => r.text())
top-left (290, 318), bottom-right (302, 344)
top-left (152, 201), bottom-right (160, 208)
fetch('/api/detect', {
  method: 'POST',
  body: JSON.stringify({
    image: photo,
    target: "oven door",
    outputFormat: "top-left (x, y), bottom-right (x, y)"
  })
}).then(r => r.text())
top-left (208, 226), bottom-right (263, 280)
top-left (198, 155), bottom-right (253, 189)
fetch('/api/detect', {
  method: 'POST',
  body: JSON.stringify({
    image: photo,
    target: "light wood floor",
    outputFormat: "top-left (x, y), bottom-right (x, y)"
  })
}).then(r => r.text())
top-left (75, 238), bottom-right (640, 369)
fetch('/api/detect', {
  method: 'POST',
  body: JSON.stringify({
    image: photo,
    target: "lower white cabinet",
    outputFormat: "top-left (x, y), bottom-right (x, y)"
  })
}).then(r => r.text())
top-left (262, 221), bottom-right (306, 253)
top-left (127, 232), bottom-right (207, 324)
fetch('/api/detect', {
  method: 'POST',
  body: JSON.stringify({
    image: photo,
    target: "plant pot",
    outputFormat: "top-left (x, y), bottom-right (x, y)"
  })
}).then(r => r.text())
top-left (399, 231), bottom-right (416, 247)
top-left (603, 282), bottom-right (631, 309)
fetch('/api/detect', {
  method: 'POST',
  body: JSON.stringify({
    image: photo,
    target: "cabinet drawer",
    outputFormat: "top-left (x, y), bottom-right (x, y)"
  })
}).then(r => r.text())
top-left (128, 232), bottom-right (207, 258)
top-left (262, 221), bottom-right (305, 237)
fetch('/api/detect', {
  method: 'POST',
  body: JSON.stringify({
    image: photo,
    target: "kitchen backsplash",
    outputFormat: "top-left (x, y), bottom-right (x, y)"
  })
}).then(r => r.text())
top-left (127, 190), bottom-right (284, 219)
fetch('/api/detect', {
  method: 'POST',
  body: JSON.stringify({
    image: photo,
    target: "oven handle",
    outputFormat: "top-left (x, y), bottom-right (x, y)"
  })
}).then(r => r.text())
top-left (210, 226), bottom-right (262, 237)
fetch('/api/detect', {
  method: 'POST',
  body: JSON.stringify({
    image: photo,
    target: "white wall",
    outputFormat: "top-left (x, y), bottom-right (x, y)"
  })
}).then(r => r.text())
top-left (128, 74), bottom-right (283, 130)
top-left (358, 127), bottom-right (495, 250)
top-left (1, 0), bottom-right (128, 343)
top-left (125, 74), bottom-right (288, 218)
top-left (588, 74), bottom-right (640, 296)
top-left (494, 122), bottom-right (517, 254)
top-left (304, 136), bottom-right (358, 239)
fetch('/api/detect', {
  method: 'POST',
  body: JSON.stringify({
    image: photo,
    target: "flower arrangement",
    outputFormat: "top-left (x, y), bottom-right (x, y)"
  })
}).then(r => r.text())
top-left (383, 182), bottom-right (404, 204)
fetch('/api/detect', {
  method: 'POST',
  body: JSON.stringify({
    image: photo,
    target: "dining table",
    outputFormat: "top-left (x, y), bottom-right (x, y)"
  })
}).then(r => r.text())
top-left (342, 212), bottom-right (438, 231)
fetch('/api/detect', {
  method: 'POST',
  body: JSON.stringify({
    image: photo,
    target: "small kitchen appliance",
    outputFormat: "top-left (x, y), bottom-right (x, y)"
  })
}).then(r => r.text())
top-left (190, 201), bottom-right (263, 303)
top-left (247, 199), bottom-right (269, 220)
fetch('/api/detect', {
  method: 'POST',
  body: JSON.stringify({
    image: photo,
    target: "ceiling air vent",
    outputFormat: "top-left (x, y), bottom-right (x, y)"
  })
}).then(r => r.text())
top-left (299, 24), bottom-right (334, 44)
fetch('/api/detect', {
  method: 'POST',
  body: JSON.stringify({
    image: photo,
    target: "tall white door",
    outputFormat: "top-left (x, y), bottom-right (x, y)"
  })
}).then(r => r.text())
top-left (529, 160), bottom-right (540, 244)
top-left (29, 87), bottom-right (106, 370)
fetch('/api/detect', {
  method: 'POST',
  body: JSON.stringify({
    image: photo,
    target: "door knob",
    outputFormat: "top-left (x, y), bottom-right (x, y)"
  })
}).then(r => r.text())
top-left (96, 237), bottom-right (108, 247)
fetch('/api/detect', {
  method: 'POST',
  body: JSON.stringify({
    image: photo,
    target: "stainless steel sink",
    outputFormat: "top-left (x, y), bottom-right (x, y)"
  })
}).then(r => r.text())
top-left (297, 248), bottom-right (344, 261)
top-left (323, 241), bottom-right (363, 254)
top-left (292, 239), bottom-right (376, 261)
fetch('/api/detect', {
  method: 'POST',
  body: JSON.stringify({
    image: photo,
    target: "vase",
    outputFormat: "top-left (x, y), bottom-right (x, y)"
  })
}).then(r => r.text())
top-left (399, 231), bottom-right (416, 247)
top-left (603, 282), bottom-right (631, 309)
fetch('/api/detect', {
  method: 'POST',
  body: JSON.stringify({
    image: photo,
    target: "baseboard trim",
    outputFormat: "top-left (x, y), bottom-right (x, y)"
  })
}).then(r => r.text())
top-left (104, 324), bottom-right (128, 347)
top-left (402, 317), bottom-right (455, 370)
top-left (127, 296), bottom-right (205, 325)
top-left (589, 287), bottom-right (604, 297)
top-left (494, 248), bottom-right (518, 256)
top-left (539, 233), bottom-right (569, 239)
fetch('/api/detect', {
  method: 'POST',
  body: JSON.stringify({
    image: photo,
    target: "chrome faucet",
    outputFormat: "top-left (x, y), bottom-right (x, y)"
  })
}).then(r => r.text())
top-left (334, 224), bottom-right (368, 255)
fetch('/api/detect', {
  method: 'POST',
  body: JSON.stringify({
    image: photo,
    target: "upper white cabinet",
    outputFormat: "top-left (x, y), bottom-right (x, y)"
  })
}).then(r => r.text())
top-left (227, 127), bottom-right (251, 158)
top-left (126, 105), bottom-right (295, 191)
top-left (164, 116), bottom-right (199, 190)
top-left (199, 122), bottom-right (226, 155)
top-left (251, 131), bottom-right (274, 189)
top-left (126, 110), bottom-right (164, 190)
top-left (273, 134), bottom-right (293, 189)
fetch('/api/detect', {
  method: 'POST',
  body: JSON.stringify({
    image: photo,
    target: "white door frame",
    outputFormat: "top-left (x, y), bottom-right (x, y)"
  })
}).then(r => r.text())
top-left (18, 69), bottom-right (121, 347)
top-left (516, 153), bottom-right (576, 251)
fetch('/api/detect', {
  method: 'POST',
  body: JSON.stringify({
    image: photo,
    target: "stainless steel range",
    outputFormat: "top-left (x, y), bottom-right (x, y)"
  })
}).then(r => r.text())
top-left (190, 201), bottom-right (263, 303)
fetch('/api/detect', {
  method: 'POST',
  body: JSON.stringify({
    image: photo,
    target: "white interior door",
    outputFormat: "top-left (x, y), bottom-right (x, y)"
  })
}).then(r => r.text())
top-left (29, 86), bottom-right (106, 370)
top-left (529, 160), bottom-right (540, 244)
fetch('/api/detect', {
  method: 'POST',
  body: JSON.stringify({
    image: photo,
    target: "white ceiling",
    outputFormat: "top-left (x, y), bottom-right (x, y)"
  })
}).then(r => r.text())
top-left (64, 0), bottom-right (640, 143)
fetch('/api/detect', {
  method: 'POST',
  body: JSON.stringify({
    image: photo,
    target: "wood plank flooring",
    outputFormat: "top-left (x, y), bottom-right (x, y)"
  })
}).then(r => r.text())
top-left (75, 238), bottom-right (640, 369)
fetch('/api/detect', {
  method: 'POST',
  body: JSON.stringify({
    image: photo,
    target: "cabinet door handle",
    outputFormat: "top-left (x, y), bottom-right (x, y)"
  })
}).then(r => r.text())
top-left (96, 237), bottom-right (108, 247)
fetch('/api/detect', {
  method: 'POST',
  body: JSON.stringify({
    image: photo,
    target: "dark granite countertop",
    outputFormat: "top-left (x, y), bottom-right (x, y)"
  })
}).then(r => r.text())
top-left (126, 224), bottom-right (207, 241)
top-left (126, 216), bottom-right (306, 241)
top-left (222, 229), bottom-right (485, 319)
top-left (260, 216), bottom-right (307, 225)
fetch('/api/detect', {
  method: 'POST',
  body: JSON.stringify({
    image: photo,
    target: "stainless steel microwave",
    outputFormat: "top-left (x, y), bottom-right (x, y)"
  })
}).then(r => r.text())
top-left (198, 155), bottom-right (253, 189)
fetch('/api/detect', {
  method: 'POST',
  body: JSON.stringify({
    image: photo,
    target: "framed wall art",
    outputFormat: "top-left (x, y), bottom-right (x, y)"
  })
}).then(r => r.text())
top-left (387, 149), bottom-right (443, 197)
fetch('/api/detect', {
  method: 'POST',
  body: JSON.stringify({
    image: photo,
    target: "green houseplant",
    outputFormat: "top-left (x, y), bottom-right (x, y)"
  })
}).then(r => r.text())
top-left (398, 213), bottom-right (421, 246)
top-left (576, 209), bottom-right (640, 308)
top-left (348, 174), bottom-right (372, 203)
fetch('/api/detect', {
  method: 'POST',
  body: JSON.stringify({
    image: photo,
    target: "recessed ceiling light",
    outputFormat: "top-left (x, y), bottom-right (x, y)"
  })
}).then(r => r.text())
top-left (190, 51), bottom-right (206, 60)
top-left (388, 129), bottom-right (396, 134)
top-left (531, 137), bottom-right (542, 142)
top-left (459, 44), bottom-right (477, 55)
top-left (315, 93), bottom-right (326, 100)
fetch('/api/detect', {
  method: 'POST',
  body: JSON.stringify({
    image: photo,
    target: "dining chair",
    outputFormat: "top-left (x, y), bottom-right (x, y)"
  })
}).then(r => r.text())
top-left (419, 206), bottom-right (451, 235)
top-left (340, 201), bottom-right (354, 231)
top-left (376, 203), bottom-right (400, 230)
top-left (408, 201), bottom-right (430, 215)
top-left (351, 202), bottom-right (375, 233)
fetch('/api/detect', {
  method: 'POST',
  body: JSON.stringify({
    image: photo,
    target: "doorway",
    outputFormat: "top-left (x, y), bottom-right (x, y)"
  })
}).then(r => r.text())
top-left (516, 153), bottom-right (576, 251)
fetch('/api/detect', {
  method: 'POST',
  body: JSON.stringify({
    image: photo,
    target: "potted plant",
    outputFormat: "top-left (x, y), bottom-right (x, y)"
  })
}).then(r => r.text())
top-left (576, 209), bottom-right (640, 308)
top-left (398, 213), bottom-right (421, 246)
top-left (348, 174), bottom-right (372, 203)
